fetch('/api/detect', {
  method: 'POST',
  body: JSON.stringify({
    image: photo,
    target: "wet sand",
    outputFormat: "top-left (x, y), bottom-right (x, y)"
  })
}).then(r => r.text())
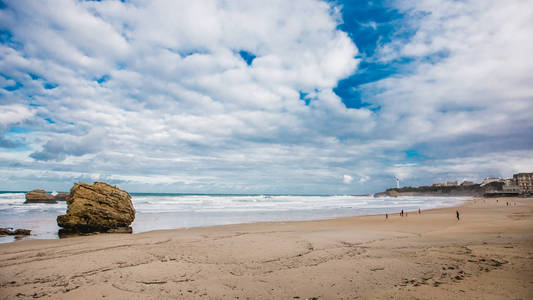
top-left (0, 197), bottom-right (532, 299)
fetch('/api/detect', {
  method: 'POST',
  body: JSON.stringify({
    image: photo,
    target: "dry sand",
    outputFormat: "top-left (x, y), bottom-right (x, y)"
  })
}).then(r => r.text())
top-left (1, 197), bottom-right (532, 299)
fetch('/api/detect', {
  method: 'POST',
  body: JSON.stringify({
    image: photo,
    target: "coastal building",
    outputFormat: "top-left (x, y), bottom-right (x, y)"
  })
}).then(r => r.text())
top-left (513, 173), bottom-right (533, 194)
top-left (432, 183), bottom-right (444, 187)
top-left (445, 180), bottom-right (459, 186)
top-left (502, 185), bottom-right (521, 194)
top-left (480, 177), bottom-right (504, 187)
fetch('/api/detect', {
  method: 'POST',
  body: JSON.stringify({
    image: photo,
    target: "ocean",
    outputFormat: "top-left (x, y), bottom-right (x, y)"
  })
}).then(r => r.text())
top-left (0, 192), bottom-right (470, 243)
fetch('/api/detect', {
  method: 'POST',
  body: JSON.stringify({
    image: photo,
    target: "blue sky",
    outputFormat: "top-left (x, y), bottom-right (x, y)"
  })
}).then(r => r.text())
top-left (0, 0), bottom-right (532, 193)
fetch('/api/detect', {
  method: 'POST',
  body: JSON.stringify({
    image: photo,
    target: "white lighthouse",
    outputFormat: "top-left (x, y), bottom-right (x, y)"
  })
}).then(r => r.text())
top-left (395, 177), bottom-right (400, 189)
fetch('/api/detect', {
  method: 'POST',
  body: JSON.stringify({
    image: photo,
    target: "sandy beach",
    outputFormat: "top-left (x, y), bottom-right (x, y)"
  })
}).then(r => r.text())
top-left (0, 197), bottom-right (532, 299)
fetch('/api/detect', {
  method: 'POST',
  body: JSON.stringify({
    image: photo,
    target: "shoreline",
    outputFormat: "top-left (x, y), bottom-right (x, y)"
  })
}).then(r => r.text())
top-left (1, 197), bottom-right (532, 299)
top-left (0, 196), bottom-right (473, 244)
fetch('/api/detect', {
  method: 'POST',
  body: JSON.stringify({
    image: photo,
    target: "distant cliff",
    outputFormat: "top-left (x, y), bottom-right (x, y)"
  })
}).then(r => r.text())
top-left (374, 182), bottom-right (503, 197)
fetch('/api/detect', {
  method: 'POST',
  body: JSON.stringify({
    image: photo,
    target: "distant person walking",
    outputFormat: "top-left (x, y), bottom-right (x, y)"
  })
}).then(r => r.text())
top-left (418, 208), bottom-right (421, 214)
top-left (386, 213), bottom-right (388, 219)
top-left (400, 209), bottom-right (404, 217)
top-left (456, 210), bottom-right (460, 221)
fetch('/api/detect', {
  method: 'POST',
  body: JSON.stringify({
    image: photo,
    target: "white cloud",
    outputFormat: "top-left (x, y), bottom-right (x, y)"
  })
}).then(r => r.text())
top-left (343, 174), bottom-right (353, 184)
top-left (0, 0), bottom-right (370, 193)
top-left (385, 150), bottom-right (533, 186)
top-left (0, 104), bottom-right (34, 129)
top-left (0, 0), bottom-right (531, 193)
top-left (358, 175), bottom-right (369, 183)
top-left (368, 0), bottom-right (533, 142)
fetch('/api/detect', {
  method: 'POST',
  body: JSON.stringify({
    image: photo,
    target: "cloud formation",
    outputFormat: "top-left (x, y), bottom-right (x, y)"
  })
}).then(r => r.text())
top-left (342, 174), bottom-right (353, 184)
top-left (0, 0), bottom-right (532, 193)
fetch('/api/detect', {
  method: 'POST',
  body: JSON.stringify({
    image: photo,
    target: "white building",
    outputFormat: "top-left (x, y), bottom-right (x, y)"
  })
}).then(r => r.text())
top-left (480, 177), bottom-right (504, 187)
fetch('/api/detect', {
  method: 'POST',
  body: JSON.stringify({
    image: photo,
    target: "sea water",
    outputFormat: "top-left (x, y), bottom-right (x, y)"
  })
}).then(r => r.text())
top-left (0, 192), bottom-right (470, 243)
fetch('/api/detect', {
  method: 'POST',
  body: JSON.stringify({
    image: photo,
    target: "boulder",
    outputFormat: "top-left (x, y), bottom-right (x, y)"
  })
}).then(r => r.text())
top-left (54, 193), bottom-right (68, 201)
top-left (25, 190), bottom-right (57, 204)
top-left (0, 228), bottom-right (31, 236)
top-left (57, 182), bottom-right (135, 233)
top-left (13, 229), bottom-right (31, 235)
top-left (0, 228), bottom-right (14, 235)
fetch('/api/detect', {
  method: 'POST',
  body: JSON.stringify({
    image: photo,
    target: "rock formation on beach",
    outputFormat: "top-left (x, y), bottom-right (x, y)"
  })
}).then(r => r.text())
top-left (53, 192), bottom-right (68, 201)
top-left (57, 182), bottom-right (135, 234)
top-left (0, 228), bottom-right (31, 236)
top-left (24, 189), bottom-right (57, 204)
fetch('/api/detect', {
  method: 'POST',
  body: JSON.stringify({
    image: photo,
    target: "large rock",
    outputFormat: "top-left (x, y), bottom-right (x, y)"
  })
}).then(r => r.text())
top-left (54, 193), bottom-right (68, 201)
top-left (57, 182), bottom-right (135, 233)
top-left (25, 190), bottom-right (57, 204)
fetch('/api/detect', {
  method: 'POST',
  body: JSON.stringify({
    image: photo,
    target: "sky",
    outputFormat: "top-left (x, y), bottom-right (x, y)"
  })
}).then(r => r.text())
top-left (0, 0), bottom-right (532, 194)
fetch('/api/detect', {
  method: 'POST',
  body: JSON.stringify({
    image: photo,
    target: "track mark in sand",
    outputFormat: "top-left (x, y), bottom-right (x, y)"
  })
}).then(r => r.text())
top-left (138, 280), bottom-right (167, 285)
top-left (0, 244), bottom-right (137, 267)
top-left (112, 283), bottom-right (140, 293)
top-left (202, 232), bottom-right (247, 241)
top-left (69, 267), bottom-right (114, 279)
top-left (508, 212), bottom-right (533, 220)
top-left (256, 241), bottom-right (369, 274)
top-left (172, 278), bottom-right (194, 283)
top-left (1, 239), bottom-right (172, 267)
top-left (395, 245), bottom-right (511, 292)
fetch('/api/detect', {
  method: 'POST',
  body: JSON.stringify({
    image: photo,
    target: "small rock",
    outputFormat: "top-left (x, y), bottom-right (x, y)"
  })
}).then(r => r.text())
top-left (54, 193), bottom-right (68, 201)
top-left (25, 190), bottom-right (57, 204)
top-left (0, 228), bottom-right (14, 235)
top-left (13, 229), bottom-right (31, 235)
top-left (0, 228), bottom-right (31, 236)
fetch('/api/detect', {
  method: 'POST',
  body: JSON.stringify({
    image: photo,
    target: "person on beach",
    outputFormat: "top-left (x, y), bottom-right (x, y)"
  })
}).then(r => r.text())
top-left (456, 210), bottom-right (460, 221)
top-left (400, 209), bottom-right (404, 217)
top-left (386, 213), bottom-right (388, 219)
top-left (418, 208), bottom-right (421, 214)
